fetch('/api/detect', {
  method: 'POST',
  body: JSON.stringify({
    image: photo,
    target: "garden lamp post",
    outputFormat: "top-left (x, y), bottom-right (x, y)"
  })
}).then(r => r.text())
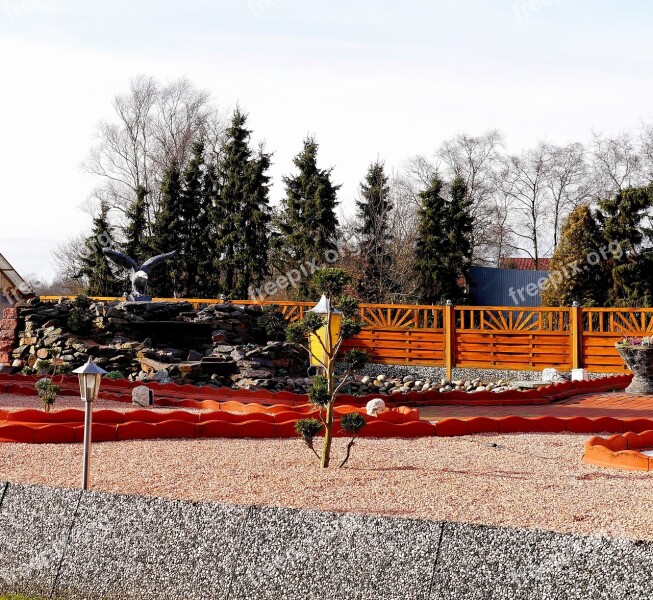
top-left (73, 358), bottom-right (107, 491)
top-left (308, 295), bottom-right (343, 370)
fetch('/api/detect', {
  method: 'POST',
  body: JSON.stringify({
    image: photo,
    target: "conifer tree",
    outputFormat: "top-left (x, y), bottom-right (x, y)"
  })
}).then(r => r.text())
top-left (150, 163), bottom-right (183, 297)
top-left (598, 186), bottom-right (653, 306)
top-left (414, 175), bottom-right (473, 304)
top-left (541, 204), bottom-right (610, 306)
top-left (235, 145), bottom-right (272, 298)
top-left (215, 110), bottom-right (271, 297)
top-left (355, 160), bottom-right (395, 302)
top-left (446, 176), bottom-right (474, 301)
top-left (178, 141), bottom-right (206, 298)
top-left (124, 185), bottom-right (150, 262)
top-left (76, 202), bottom-right (121, 296)
top-left (276, 137), bottom-right (340, 299)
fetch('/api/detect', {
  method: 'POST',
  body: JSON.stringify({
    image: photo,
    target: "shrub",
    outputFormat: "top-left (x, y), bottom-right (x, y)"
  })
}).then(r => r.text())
top-left (35, 378), bottom-right (60, 412)
top-left (105, 371), bottom-right (124, 380)
top-left (257, 305), bottom-right (288, 341)
top-left (67, 295), bottom-right (94, 334)
top-left (295, 418), bottom-right (324, 459)
top-left (20, 366), bottom-right (36, 376)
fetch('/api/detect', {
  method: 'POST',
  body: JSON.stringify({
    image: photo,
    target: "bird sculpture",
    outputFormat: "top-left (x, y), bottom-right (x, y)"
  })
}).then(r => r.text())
top-left (102, 249), bottom-right (176, 301)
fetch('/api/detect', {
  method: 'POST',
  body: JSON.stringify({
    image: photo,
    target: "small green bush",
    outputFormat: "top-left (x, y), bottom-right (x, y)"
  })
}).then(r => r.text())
top-left (35, 378), bottom-right (60, 412)
top-left (295, 418), bottom-right (324, 459)
top-left (257, 305), bottom-right (288, 341)
top-left (21, 366), bottom-right (36, 376)
top-left (105, 370), bottom-right (124, 380)
top-left (67, 295), bottom-right (94, 334)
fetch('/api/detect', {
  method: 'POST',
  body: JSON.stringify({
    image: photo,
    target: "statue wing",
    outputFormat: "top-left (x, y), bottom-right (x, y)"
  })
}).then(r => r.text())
top-left (141, 251), bottom-right (176, 272)
top-left (102, 248), bottom-right (139, 271)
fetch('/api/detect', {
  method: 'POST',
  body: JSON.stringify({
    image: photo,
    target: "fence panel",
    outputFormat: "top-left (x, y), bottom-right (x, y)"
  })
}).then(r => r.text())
top-left (581, 308), bottom-right (653, 372)
top-left (454, 307), bottom-right (573, 371)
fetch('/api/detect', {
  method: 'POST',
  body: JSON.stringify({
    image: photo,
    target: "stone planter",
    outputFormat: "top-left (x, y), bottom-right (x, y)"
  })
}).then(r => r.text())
top-left (616, 344), bottom-right (653, 394)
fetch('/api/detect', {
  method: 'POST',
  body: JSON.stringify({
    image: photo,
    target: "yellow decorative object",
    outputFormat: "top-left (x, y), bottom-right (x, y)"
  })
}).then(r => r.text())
top-left (308, 295), bottom-right (343, 368)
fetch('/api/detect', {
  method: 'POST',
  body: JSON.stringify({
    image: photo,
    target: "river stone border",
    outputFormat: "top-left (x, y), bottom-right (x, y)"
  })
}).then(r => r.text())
top-left (0, 482), bottom-right (651, 599)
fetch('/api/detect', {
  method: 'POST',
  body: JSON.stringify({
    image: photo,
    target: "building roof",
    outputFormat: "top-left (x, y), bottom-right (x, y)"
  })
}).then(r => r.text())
top-left (500, 257), bottom-right (551, 271)
top-left (0, 252), bottom-right (33, 299)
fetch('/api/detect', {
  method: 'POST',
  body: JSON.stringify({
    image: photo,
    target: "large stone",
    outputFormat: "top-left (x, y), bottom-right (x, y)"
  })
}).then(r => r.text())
top-left (132, 385), bottom-right (153, 407)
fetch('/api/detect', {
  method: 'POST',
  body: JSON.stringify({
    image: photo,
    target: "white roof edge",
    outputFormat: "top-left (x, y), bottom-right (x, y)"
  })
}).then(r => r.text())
top-left (0, 252), bottom-right (34, 295)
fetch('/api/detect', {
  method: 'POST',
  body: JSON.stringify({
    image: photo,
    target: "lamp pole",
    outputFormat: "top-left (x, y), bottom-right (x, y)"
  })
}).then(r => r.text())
top-left (73, 359), bottom-right (107, 491)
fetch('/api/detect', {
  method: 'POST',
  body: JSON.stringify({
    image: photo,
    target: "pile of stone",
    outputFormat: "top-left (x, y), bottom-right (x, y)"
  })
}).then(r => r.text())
top-left (345, 374), bottom-right (514, 395)
top-left (9, 298), bottom-right (307, 389)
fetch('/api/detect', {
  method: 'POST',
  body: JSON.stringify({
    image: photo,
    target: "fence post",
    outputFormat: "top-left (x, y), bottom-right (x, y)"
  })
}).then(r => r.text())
top-left (570, 302), bottom-right (582, 370)
top-left (444, 301), bottom-right (455, 381)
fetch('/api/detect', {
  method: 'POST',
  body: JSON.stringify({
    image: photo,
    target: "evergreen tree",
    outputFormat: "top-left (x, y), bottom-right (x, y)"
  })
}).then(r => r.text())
top-left (355, 160), bottom-right (395, 302)
top-left (178, 141), bottom-right (205, 298)
top-left (150, 163), bottom-right (183, 297)
top-left (124, 185), bottom-right (150, 262)
top-left (597, 186), bottom-right (653, 306)
top-left (276, 137), bottom-right (340, 299)
top-left (446, 176), bottom-right (474, 301)
top-left (76, 202), bottom-right (121, 296)
top-left (541, 204), bottom-right (610, 306)
top-left (215, 110), bottom-right (271, 297)
top-left (414, 175), bottom-right (473, 304)
top-left (235, 144), bottom-right (272, 298)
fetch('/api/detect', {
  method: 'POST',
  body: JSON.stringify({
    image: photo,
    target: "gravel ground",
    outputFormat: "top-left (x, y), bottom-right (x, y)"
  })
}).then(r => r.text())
top-left (358, 365), bottom-right (622, 382)
top-left (1, 434), bottom-right (651, 541)
top-left (0, 394), bottom-right (206, 413)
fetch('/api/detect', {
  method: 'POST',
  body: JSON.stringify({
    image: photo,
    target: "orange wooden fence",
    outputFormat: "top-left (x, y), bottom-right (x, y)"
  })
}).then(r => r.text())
top-left (40, 297), bottom-right (640, 376)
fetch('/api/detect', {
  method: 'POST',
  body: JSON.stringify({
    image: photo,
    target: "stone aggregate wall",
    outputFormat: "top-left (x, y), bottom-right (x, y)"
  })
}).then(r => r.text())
top-left (0, 481), bottom-right (652, 599)
top-left (0, 306), bottom-right (19, 366)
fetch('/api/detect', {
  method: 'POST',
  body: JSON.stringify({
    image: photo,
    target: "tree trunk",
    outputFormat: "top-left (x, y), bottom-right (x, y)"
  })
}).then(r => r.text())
top-left (321, 401), bottom-right (334, 468)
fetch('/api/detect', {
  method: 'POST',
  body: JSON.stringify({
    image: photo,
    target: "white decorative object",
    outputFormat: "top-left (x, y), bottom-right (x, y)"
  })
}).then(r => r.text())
top-left (132, 385), bottom-right (153, 407)
top-left (366, 397), bottom-right (386, 417)
top-left (542, 368), bottom-right (558, 383)
top-left (571, 368), bottom-right (589, 381)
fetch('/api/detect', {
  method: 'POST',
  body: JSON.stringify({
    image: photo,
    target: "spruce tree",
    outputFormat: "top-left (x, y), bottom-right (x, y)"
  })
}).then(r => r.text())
top-left (124, 185), bottom-right (150, 262)
top-left (414, 175), bottom-right (473, 304)
top-left (446, 176), bottom-right (474, 302)
top-left (598, 186), bottom-right (653, 306)
top-left (215, 110), bottom-right (271, 298)
top-left (355, 160), bottom-right (395, 303)
top-left (178, 141), bottom-right (205, 298)
top-left (150, 163), bottom-right (183, 297)
top-left (276, 137), bottom-right (340, 299)
top-left (235, 145), bottom-right (272, 298)
top-left (76, 202), bottom-right (121, 296)
top-left (541, 204), bottom-right (610, 306)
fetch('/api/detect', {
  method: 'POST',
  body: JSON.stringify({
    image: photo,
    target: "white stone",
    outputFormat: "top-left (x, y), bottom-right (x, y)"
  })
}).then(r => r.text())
top-left (366, 398), bottom-right (386, 416)
top-left (571, 368), bottom-right (589, 381)
top-left (542, 368), bottom-right (558, 383)
top-left (377, 374), bottom-right (386, 382)
top-left (132, 385), bottom-right (153, 407)
top-left (361, 375), bottom-right (371, 385)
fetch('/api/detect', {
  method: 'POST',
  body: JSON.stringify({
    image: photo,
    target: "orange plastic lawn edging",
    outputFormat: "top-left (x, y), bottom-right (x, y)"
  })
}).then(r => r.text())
top-left (0, 373), bottom-right (633, 409)
top-left (583, 430), bottom-right (653, 471)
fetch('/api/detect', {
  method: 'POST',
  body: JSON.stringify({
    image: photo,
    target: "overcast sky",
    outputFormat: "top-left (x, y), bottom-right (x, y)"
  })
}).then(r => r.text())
top-left (1, 0), bottom-right (653, 281)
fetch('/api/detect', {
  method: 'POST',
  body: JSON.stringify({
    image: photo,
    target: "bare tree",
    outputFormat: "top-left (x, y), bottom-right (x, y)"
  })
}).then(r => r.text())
top-left (83, 75), bottom-right (224, 231)
top-left (385, 171), bottom-right (421, 302)
top-left (590, 131), bottom-right (645, 200)
top-left (545, 142), bottom-right (590, 247)
top-left (500, 143), bottom-right (553, 267)
top-left (437, 130), bottom-right (504, 266)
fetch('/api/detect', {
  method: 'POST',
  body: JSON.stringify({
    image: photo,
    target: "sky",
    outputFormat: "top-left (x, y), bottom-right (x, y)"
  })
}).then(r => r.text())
top-left (1, 0), bottom-right (653, 281)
